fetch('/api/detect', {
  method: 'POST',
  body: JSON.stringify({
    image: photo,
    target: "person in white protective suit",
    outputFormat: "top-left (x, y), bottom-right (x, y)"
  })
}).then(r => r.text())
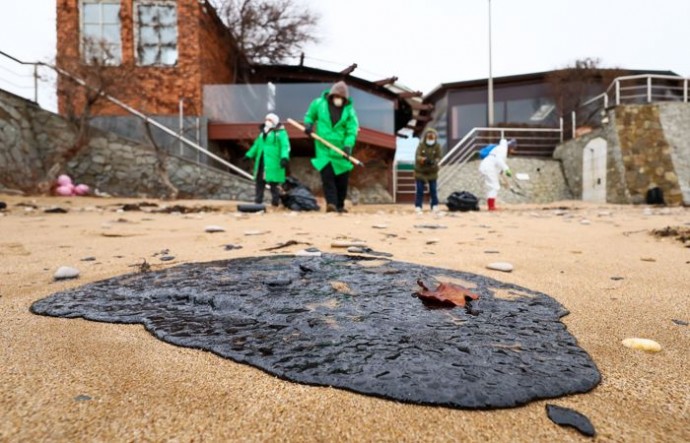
top-left (478, 138), bottom-right (515, 211)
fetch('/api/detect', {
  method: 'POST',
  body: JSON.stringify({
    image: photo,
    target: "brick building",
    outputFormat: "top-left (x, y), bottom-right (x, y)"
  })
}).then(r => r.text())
top-left (56, 0), bottom-right (241, 118)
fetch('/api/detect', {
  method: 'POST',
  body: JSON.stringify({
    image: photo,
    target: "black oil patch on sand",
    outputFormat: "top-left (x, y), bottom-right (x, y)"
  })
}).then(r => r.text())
top-left (31, 254), bottom-right (600, 409)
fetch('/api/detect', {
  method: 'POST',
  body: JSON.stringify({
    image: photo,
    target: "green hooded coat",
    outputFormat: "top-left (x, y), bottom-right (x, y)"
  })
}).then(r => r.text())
top-left (245, 125), bottom-right (291, 183)
top-left (414, 128), bottom-right (442, 182)
top-left (304, 90), bottom-right (360, 175)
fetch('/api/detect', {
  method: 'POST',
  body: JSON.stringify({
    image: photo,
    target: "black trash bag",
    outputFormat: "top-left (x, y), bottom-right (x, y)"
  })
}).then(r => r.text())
top-left (646, 187), bottom-right (665, 205)
top-left (280, 177), bottom-right (320, 211)
top-left (446, 191), bottom-right (480, 212)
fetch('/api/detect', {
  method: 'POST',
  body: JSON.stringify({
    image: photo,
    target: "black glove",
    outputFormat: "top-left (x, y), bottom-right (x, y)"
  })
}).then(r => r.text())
top-left (304, 124), bottom-right (313, 136)
top-left (424, 158), bottom-right (434, 166)
top-left (342, 146), bottom-right (352, 158)
top-left (280, 158), bottom-right (288, 168)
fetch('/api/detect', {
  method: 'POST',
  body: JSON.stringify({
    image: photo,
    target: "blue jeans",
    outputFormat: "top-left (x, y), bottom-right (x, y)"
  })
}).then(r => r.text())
top-left (415, 179), bottom-right (439, 208)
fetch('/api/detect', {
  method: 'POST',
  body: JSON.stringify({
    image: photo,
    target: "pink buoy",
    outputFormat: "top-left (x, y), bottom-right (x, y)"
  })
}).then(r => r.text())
top-left (74, 184), bottom-right (90, 196)
top-left (57, 174), bottom-right (73, 186)
top-left (56, 184), bottom-right (75, 196)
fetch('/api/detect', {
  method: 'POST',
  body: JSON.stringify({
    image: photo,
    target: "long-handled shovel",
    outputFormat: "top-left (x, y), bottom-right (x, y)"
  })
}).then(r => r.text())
top-left (287, 118), bottom-right (365, 168)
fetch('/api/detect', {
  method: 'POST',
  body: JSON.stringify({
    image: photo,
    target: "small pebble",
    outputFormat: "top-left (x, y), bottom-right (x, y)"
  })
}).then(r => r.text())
top-left (622, 337), bottom-right (662, 352)
top-left (487, 262), bottom-right (514, 272)
top-left (372, 224), bottom-right (388, 229)
top-left (205, 225), bottom-right (225, 233)
top-left (54, 266), bottom-right (80, 280)
top-left (74, 394), bottom-right (92, 402)
top-left (671, 319), bottom-right (688, 326)
top-left (159, 255), bottom-right (175, 262)
top-left (426, 238), bottom-right (440, 245)
top-left (80, 256), bottom-right (96, 262)
top-left (331, 240), bottom-right (367, 248)
top-left (223, 244), bottom-right (243, 251)
top-left (244, 230), bottom-right (268, 236)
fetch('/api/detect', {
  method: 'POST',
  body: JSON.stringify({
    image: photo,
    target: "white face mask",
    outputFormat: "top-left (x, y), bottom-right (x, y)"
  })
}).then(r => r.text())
top-left (333, 97), bottom-right (344, 107)
top-left (425, 138), bottom-right (436, 146)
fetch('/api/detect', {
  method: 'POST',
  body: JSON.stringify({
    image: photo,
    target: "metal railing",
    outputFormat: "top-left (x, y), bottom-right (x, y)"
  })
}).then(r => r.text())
top-left (0, 50), bottom-right (42, 103)
top-left (437, 125), bottom-right (563, 192)
top-left (0, 50), bottom-right (253, 182)
top-left (570, 74), bottom-right (689, 137)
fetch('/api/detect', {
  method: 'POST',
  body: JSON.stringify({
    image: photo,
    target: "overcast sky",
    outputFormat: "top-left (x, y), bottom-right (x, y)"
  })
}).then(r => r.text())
top-left (1, 0), bottom-right (689, 112)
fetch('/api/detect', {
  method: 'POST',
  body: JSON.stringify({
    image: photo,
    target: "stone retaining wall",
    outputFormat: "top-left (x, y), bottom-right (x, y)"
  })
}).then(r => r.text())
top-left (439, 158), bottom-right (573, 206)
top-left (554, 102), bottom-right (690, 206)
top-left (0, 89), bottom-right (254, 200)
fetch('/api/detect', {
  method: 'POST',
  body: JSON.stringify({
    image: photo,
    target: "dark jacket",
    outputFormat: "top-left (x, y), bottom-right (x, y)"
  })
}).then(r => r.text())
top-left (414, 128), bottom-right (442, 182)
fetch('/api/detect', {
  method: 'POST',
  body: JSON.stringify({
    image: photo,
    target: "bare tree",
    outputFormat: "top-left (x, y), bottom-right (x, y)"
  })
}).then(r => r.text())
top-left (212, 0), bottom-right (320, 64)
top-left (42, 39), bottom-right (135, 193)
top-left (50, 38), bottom-right (178, 198)
top-left (547, 57), bottom-right (627, 126)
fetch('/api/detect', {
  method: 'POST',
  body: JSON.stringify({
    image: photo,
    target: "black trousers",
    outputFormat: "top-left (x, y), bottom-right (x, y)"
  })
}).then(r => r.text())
top-left (254, 158), bottom-right (281, 206)
top-left (320, 163), bottom-right (349, 209)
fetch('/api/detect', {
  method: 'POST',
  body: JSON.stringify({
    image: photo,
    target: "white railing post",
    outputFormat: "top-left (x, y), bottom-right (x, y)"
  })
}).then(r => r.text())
top-left (616, 80), bottom-right (620, 105)
top-left (571, 111), bottom-right (576, 139)
top-left (559, 117), bottom-right (564, 143)
top-left (647, 77), bottom-right (652, 103)
top-left (604, 93), bottom-right (609, 109)
top-left (685, 79), bottom-right (688, 103)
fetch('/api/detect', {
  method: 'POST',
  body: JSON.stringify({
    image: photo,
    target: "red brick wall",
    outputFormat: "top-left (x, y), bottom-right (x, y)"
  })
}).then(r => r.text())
top-left (56, 0), bottom-right (237, 117)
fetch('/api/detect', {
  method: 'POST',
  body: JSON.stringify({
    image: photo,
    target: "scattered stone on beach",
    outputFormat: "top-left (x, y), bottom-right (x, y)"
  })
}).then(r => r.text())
top-left (159, 255), bottom-right (175, 262)
top-left (610, 276), bottom-right (624, 281)
top-left (205, 225), bottom-right (225, 233)
top-left (223, 244), bottom-right (243, 251)
top-left (672, 319), bottom-right (688, 326)
top-left (425, 238), bottom-right (440, 245)
top-left (244, 230), bottom-right (269, 236)
top-left (54, 266), bottom-right (80, 280)
top-left (580, 219), bottom-right (591, 225)
top-left (546, 404), bottom-right (596, 438)
top-left (622, 337), bottom-right (662, 352)
top-left (154, 204), bottom-right (220, 214)
top-left (346, 246), bottom-right (393, 257)
top-left (121, 202), bottom-right (158, 211)
top-left (74, 394), bottom-right (92, 402)
top-left (414, 224), bottom-right (447, 230)
top-left (487, 262), bottom-right (514, 272)
top-left (44, 207), bottom-right (68, 214)
top-left (640, 257), bottom-right (656, 262)
top-left (372, 224), bottom-right (388, 229)
top-left (484, 250), bottom-right (500, 254)
top-left (80, 256), bottom-right (96, 262)
top-left (0, 202), bottom-right (7, 211)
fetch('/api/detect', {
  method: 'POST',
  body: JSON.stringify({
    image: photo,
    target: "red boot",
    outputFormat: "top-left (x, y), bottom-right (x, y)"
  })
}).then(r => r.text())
top-left (487, 198), bottom-right (496, 211)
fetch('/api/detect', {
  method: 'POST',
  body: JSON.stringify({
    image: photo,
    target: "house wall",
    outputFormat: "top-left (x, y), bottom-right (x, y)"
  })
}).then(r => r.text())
top-left (554, 103), bottom-right (690, 206)
top-left (0, 89), bottom-right (253, 200)
top-left (56, 0), bottom-right (237, 117)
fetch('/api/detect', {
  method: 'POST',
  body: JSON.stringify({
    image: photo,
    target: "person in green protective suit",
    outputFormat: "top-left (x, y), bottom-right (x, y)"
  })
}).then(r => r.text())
top-left (303, 81), bottom-right (360, 213)
top-left (245, 113), bottom-right (291, 207)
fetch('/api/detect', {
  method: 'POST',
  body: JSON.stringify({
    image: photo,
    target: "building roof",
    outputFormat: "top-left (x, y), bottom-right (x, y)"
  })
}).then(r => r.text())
top-left (425, 68), bottom-right (680, 102)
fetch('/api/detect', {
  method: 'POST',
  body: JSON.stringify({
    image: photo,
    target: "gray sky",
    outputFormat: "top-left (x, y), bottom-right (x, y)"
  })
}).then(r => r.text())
top-left (1, 0), bottom-right (689, 112)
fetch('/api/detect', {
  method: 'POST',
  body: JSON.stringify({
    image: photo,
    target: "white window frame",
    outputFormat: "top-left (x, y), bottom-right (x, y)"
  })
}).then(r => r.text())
top-left (133, 0), bottom-right (179, 67)
top-left (79, 0), bottom-right (122, 65)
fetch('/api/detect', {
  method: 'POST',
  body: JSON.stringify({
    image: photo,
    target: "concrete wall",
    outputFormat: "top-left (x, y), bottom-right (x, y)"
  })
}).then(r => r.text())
top-left (438, 157), bottom-right (573, 206)
top-left (554, 102), bottom-right (690, 205)
top-left (0, 89), bottom-right (253, 200)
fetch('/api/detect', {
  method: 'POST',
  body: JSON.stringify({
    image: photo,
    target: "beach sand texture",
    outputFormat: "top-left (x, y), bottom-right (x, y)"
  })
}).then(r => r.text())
top-left (1, 195), bottom-right (688, 442)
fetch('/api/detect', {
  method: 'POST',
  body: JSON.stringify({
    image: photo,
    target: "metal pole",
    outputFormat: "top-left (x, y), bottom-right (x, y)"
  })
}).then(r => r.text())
top-left (616, 80), bottom-right (620, 105)
top-left (33, 64), bottom-right (38, 103)
top-left (487, 0), bottom-right (494, 126)
top-left (559, 117), bottom-right (564, 143)
top-left (179, 98), bottom-right (184, 157)
top-left (684, 79), bottom-right (688, 103)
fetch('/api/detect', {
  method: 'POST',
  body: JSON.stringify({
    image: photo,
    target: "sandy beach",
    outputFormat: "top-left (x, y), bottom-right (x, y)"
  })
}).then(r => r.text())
top-left (1, 194), bottom-right (688, 442)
